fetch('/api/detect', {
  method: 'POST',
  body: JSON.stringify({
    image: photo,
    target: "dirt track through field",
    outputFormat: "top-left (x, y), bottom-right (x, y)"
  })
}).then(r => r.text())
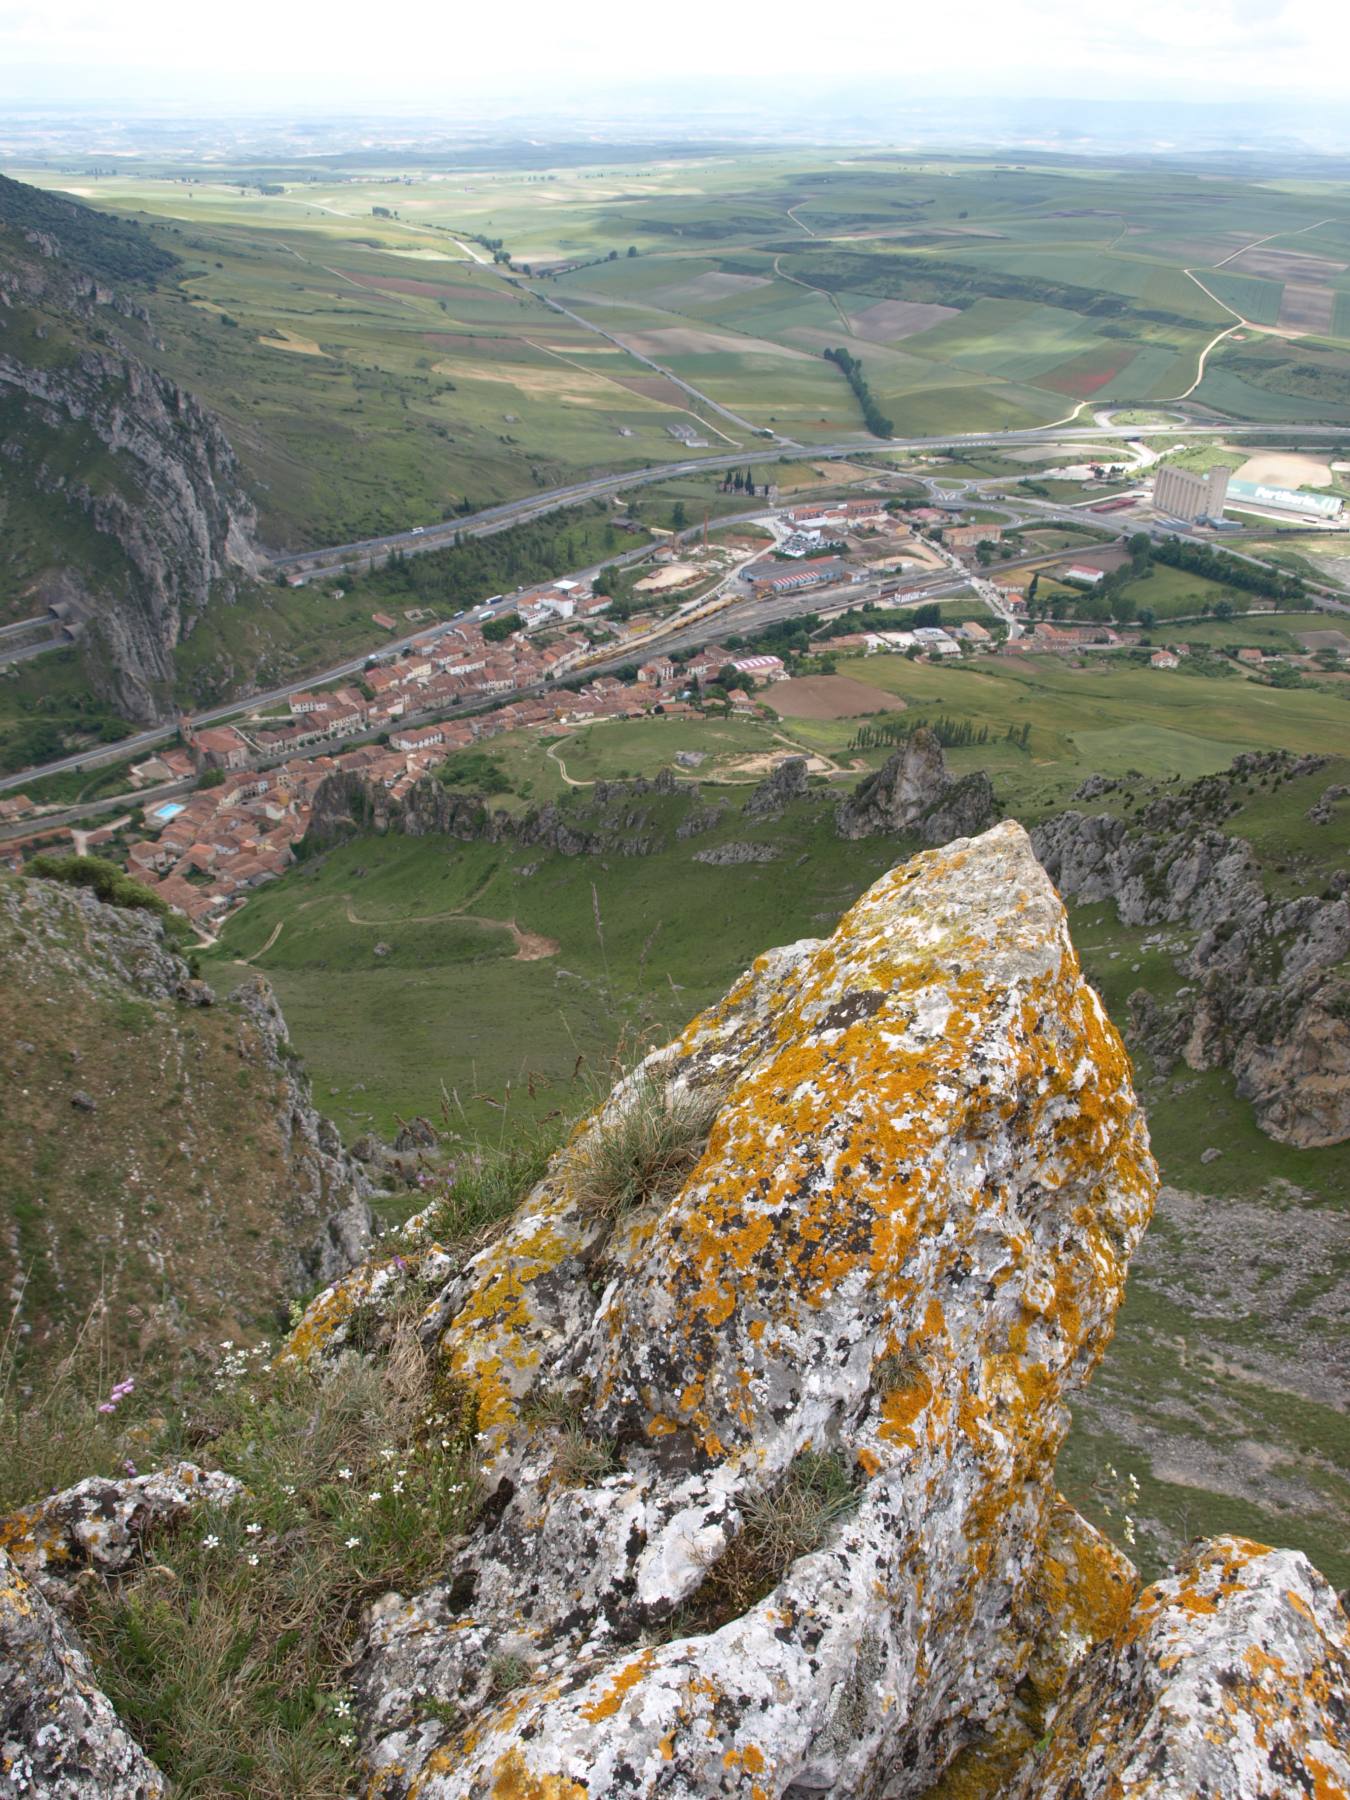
top-left (343, 901), bottom-right (558, 960)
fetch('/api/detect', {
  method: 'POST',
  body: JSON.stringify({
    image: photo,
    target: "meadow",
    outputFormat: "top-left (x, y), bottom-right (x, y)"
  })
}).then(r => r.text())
top-left (206, 647), bottom-right (1350, 1137)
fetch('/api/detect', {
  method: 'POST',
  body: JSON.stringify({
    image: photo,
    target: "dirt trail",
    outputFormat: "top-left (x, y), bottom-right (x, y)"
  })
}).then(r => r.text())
top-left (239, 920), bottom-right (284, 964)
top-left (342, 901), bottom-right (558, 961)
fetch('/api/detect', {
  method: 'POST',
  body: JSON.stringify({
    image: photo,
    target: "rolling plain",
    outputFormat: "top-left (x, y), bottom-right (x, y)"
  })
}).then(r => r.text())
top-left (9, 146), bottom-right (1350, 559)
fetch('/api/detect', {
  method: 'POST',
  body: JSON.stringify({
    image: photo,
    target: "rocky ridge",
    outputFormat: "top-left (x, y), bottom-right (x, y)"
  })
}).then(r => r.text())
top-left (835, 728), bottom-right (998, 844)
top-left (1, 825), bottom-right (1346, 1795)
top-left (307, 730), bottom-right (992, 868)
top-left (0, 173), bottom-right (259, 721)
top-left (1032, 757), bottom-right (1350, 1146)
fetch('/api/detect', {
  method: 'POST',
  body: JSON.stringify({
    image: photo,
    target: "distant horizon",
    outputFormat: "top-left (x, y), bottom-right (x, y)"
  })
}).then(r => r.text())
top-left (6, 0), bottom-right (1350, 130)
top-left (4, 91), bottom-right (1350, 167)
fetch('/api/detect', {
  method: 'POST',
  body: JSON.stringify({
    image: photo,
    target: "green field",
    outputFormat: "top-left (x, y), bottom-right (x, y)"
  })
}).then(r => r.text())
top-left (0, 648), bottom-right (134, 778)
top-left (10, 148), bottom-right (1350, 559)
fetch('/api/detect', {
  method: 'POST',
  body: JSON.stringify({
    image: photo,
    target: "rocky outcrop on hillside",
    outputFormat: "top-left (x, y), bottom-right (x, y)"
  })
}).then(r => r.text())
top-left (5, 824), bottom-right (1346, 1796)
top-left (1032, 767), bottom-right (1350, 1146)
top-left (1012, 1537), bottom-right (1350, 1799)
top-left (743, 754), bottom-right (808, 819)
top-left (0, 174), bottom-right (259, 721)
top-left (309, 768), bottom-right (687, 861)
top-left (280, 821), bottom-right (1162, 1794)
top-left (835, 727), bottom-right (997, 844)
top-left (0, 1462), bottom-right (241, 1588)
top-left (0, 875), bottom-right (374, 1371)
top-left (310, 742), bottom-right (1003, 873)
top-left (0, 1548), bottom-right (167, 1799)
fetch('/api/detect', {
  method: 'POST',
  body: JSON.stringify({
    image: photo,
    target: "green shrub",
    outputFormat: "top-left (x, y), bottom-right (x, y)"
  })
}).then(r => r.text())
top-left (26, 852), bottom-right (193, 949)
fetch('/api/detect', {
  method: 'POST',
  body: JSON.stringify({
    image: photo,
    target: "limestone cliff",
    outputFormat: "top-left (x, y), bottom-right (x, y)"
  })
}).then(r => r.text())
top-left (0, 174), bottom-right (259, 722)
top-left (1032, 764), bottom-right (1350, 1147)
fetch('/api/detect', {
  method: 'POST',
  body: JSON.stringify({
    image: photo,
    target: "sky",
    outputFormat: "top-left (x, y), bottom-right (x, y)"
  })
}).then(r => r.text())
top-left (3, 0), bottom-right (1348, 109)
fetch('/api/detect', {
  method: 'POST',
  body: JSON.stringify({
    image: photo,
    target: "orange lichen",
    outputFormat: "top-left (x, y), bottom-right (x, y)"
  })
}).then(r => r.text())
top-left (579, 1649), bottom-right (656, 1723)
top-left (879, 1370), bottom-right (932, 1449)
top-left (487, 1749), bottom-right (586, 1800)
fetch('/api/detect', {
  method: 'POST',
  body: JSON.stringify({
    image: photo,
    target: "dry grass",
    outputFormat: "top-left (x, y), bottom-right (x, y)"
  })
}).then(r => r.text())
top-left (550, 1427), bottom-right (618, 1489)
top-left (62, 1336), bottom-right (482, 1798)
top-left (678, 1451), bottom-right (857, 1632)
top-left (569, 1074), bottom-right (725, 1223)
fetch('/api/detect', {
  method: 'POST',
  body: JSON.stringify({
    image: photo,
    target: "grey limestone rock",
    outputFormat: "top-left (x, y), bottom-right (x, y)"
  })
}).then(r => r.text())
top-left (835, 729), bottom-right (996, 846)
top-left (288, 822), bottom-right (1158, 1797)
top-left (743, 755), bottom-right (809, 820)
top-left (0, 1547), bottom-right (167, 1798)
top-left (1015, 1537), bottom-right (1350, 1800)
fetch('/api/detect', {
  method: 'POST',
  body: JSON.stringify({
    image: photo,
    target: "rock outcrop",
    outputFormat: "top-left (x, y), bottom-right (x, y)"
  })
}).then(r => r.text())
top-left (0, 1548), bottom-right (167, 1799)
top-left (743, 755), bottom-right (808, 820)
top-left (308, 768), bottom-right (695, 861)
top-left (0, 1463), bottom-right (241, 1586)
top-left (692, 839), bottom-right (782, 864)
top-left (1016, 1536), bottom-right (1350, 1799)
top-left (9, 825), bottom-right (1346, 1797)
top-left (835, 729), bottom-right (997, 845)
top-left (291, 820), bottom-right (1159, 1796)
top-left (1032, 791), bottom-right (1350, 1146)
top-left (0, 173), bottom-right (259, 722)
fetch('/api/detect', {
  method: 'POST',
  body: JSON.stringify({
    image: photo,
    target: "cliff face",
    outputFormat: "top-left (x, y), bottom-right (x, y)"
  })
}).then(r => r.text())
top-left (0, 175), bottom-right (259, 722)
top-left (0, 874), bottom-right (373, 1378)
top-left (1032, 766), bottom-right (1350, 1147)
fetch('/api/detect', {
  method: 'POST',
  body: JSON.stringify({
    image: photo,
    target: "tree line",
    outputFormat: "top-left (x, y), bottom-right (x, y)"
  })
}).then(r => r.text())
top-left (848, 715), bottom-right (1016, 752)
top-left (823, 347), bottom-right (894, 439)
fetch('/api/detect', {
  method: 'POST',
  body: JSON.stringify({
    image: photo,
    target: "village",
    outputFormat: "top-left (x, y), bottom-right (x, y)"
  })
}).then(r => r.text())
top-left (4, 483), bottom-right (1329, 931)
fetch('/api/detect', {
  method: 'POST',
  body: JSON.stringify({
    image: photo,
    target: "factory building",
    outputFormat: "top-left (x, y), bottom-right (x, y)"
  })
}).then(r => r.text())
top-left (1226, 479), bottom-right (1343, 521)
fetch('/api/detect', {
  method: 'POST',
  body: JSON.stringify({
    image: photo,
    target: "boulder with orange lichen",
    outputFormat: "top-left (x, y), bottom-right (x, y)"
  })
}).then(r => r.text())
top-left (0, 1546), bottom-right (167, 1797)
top-left (338, 820), bottom-right (1161, 1797)
top-left (1013, 1535), bottom-right (1350, 1800)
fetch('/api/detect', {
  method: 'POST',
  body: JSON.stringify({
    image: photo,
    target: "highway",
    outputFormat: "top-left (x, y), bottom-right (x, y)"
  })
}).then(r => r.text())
top-left (267, 419), bottom-right (1350, 579)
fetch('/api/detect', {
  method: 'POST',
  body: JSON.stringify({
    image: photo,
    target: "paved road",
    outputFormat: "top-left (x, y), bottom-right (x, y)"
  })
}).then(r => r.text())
top-left (268, 420), bottom-right (1350, 578)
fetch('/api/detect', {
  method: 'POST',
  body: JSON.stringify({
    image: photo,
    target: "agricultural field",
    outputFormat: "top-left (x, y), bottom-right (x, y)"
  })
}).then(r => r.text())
top-left (1152, 610), bottom-right (1334, 650)
top-left (9, 148), bottom-right (1350, 558)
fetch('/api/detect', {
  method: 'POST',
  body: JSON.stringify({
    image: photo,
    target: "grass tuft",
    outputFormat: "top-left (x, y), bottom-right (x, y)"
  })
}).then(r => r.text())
top-left (679, 1450), bottom-right (858, 1632)
top-left (551, 1427), bottom-right (618, 1489)
top-left (569, 1073), bottom-right (725, 1222)
top-left (487, 1651), bottom-right (532, 1698)
top-left (421, 1115), bottom-right (572, 1257)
